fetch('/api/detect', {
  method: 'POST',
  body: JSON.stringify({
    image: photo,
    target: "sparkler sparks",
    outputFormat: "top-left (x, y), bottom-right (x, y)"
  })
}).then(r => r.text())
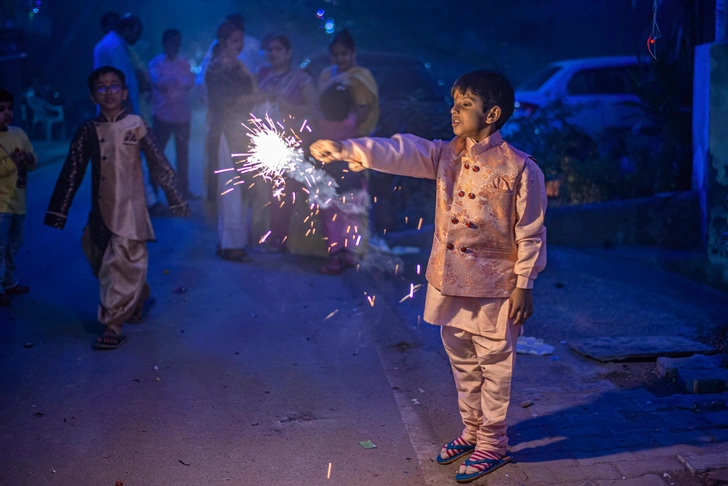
top-left (399, 284), bottom-right (424, 303)
top-left (236, 116), bottom-right (300, 181)
top-left (229, 115), bottom-right (368, 215)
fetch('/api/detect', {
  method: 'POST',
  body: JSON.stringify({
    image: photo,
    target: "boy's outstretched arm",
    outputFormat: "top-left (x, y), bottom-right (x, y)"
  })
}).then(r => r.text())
top-left (311, 134), bottom-right (444, 180)
top-left (139, 122), bottom-right (190, 217)
top-left (509, 158), bottom-right (548, 325)
top-left (44, 124), bottom-right (94, 229)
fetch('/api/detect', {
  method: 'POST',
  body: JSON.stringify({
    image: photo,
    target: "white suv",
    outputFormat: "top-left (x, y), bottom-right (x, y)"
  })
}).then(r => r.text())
top-left (508, 56), bottom-right (650, 136)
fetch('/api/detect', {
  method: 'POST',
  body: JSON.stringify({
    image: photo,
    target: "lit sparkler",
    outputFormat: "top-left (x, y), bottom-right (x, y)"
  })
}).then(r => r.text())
top-left (233, 115), bottom-right (367, 215)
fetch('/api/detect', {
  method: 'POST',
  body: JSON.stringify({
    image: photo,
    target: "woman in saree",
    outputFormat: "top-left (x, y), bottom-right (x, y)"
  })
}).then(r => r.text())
top-left (205, 19), bottom-right (267, 262)
top-left (255, 34), bottom-right (318, 251)
top-left (311, 30), bottom-right (379, 272)
top-left (318, 29), bottom-right (379, 138)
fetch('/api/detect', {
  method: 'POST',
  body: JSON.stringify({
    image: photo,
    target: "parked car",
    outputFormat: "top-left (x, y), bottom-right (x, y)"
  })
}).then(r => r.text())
top-left (507, 56), bottom-right (651, 136)
top-left (303, 52), bottom-right (452, 140)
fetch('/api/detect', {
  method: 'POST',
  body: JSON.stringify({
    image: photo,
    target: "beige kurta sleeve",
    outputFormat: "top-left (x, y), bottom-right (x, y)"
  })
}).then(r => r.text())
top-left (514, 158), bottom-right (548, 289)
top-left (339, 134), bottom-right (444, 180)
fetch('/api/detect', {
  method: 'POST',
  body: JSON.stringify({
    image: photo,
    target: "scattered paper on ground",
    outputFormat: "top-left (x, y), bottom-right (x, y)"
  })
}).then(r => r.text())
top-left (516, 336), bottom-right (555, 356)
top-left (358, 440), bottom-right (377, 449)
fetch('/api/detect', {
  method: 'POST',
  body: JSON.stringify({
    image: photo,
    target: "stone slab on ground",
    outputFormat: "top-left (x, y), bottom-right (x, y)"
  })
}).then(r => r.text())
top-left (568, 336), bottom-right (716, 362)
top-left (677, 368), bottom-right (728, 394)
top-left (614, 455), bottom-right (683, 477)
top-left (595, 475), bottom-right (667, 486)
top-left (656, 354), bottom-right (724, 381)
top-left (702, 410), bottom-right (728, 427)
top-left (634, 394), bottom-right (696, 412)
top-left (688, 393), bottom-right (728, 410)
top-left (707, 428), bottom-right (728, 442)
top-left (678, 447), bottom-right (728, 474)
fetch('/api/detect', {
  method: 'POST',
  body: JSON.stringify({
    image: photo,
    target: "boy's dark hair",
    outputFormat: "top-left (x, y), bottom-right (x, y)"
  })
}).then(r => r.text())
top-left (330, 29), bottom-right (354, 51)
top-left (0, 88), bottom-right (14, 106)
top-left (162, 28), bottom-right (181, 44)
top-left (100, 12), bottom-right (120, 34)
top-left (216, 19), bottom-right (244, 44)
top-left (226, 14), bottom-right (246, 32)
top-left (451, 70), bottom-right (515, 130)
top-left (319, 83), bottom-right (353, 122)
top-left (87, 66), bottom-right (126, 92)
top-left (118, 14), bottom-right (142, 34)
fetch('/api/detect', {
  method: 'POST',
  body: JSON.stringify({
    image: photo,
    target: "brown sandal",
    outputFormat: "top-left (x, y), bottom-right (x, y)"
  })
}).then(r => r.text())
top-left (5, 284), bottom-right (29, 295)
top-left (94, 334), bottom-right (128, 350)
top-left (216, 247), bottom-right (252, 262)
top-left (320, 251), bottom-right (356, 275)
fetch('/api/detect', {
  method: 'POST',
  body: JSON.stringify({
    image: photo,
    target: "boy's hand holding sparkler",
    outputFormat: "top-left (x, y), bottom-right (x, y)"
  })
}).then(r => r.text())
top-left (310, 140), bottom-right (344, 164)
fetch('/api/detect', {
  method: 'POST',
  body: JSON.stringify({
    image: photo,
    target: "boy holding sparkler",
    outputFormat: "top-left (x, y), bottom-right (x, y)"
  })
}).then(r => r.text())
top-left (0, 88), bottom-right (37, 306)
top-left (311, 70), bottom-right (547, 482)
top-left (45, 67), bottom-right (190, 350)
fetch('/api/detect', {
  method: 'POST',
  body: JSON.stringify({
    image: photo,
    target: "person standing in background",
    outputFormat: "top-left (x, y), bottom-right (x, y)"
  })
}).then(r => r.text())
top-left (93, 12), bottom-right (121, 69)
top-left (93, 13), bottom-right (163, 215)
top-left (148, 29), bottom-right (196, 199)
top-left (0, 88), bottom-right (37, 306)
top-left (196, 13), bottom-right (265, 89)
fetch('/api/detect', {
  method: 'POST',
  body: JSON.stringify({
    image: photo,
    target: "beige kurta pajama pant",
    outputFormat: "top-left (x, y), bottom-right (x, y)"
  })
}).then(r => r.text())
top-left (336, 132), bottom-right (548, 457)
top-left (82, 229), bottom-right (149, 336)
top-left (425, 284), bottom-right (519, 455)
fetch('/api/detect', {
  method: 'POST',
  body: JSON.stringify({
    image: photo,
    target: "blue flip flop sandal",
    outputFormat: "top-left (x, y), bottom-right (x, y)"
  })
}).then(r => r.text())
top-left (436, 439), bottom-right (476, 465)
top-left (455, 455), bottom-right (513, 483)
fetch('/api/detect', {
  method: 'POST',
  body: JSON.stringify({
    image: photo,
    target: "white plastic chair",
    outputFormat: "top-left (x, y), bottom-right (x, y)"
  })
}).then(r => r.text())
top-left (26, 96), bottom-right (65, 141)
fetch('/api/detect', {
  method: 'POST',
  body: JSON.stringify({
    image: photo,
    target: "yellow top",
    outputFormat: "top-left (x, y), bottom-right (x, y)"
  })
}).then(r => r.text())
top-left (320, 66), bottom-right (379, 137)
top-left (0, 127), bottom-right (37, 215)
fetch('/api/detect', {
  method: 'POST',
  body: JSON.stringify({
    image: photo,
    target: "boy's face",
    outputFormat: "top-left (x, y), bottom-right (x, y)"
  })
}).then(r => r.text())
top-left (451, 89), bottom-right (500, 140)
top-left (164, 35), bottom-right (181, 58)
top-left (330, 44), bottom-right (354, 72)
top-left (90, 73), bottom-right (128, 113)
top-left (265, 40), bottom-right (291, 68)
top-left (0, 101), bottom-right (12, 129)
top-left (224, 31), bottom-right (244, 57)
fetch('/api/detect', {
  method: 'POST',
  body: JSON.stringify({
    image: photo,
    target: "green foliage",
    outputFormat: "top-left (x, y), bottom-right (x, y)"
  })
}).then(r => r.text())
top-left (505, 61), bottom-right (690, 206)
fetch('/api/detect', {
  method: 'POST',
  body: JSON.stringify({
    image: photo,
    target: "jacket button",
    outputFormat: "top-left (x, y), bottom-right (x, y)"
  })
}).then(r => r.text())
top-left (468, 193), bottom-right (475, 199)
top-left (464, 163), bottom-right (470, 169)
top-left (473, 166), bottom-right (480, 172)
top-left (99, 139), bottom-right (105, 143)
top-left (102, 156), bottom-right (107, 161)
top-left (451, 218), bottom-right (459, 224)
top-left (460, 247), bottom-right (468, 252)
top-left (446, 243), bottom-right (454, 250)
top-left (458, 191), bottom-right (465, 197)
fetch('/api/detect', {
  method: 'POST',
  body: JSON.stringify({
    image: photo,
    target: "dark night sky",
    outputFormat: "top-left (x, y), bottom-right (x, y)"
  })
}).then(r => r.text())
top-left (13, 0), bottom-right (712, 107)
